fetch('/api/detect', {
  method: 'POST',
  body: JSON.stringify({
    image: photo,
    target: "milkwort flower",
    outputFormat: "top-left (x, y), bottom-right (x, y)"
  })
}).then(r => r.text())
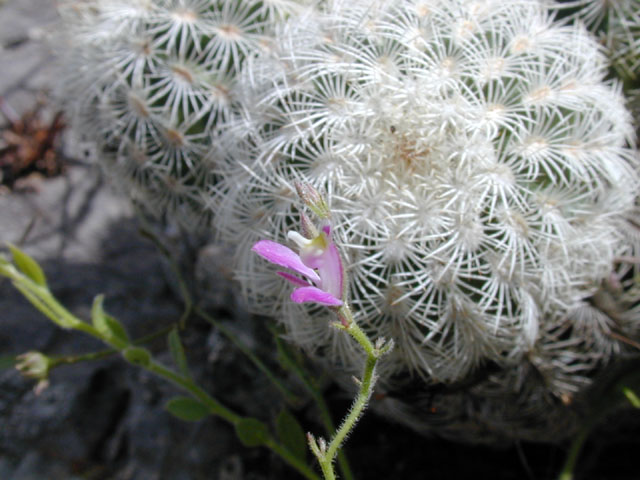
top-left (252, 215), bottom-right (345, 307)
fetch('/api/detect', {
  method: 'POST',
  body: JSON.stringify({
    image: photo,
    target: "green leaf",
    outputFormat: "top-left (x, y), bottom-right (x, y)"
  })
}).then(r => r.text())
top-left (91, 295), bottom-right (129, 347)
top-left (165, 396), bottom-right (210, 422)
top-left (13, 282), bottom-right (71, 328)
top-left (168, 328), bottom-right (190, 378)
top-left (274, 332), bottom-right (301, 373)
top-left (0, 254), bottom-right (13, 275)
top-left (122, 346), bottom-right (151, 367)
top-left (8, 244), bottom-right (46, 287)
top-left (235, 418), bottom-right (269, 447)
top-left (622, 387), bottom-right (640, 409)
top-left (276, 409), bottom-right (307, 462)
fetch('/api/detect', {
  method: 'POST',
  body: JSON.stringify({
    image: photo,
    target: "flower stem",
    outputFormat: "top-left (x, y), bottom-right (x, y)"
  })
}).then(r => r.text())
top-left (146, 357), bottom-right (242, 424)
top-left (325, 347), bottom-right (376, 463)
top-left (195, 306), bottom-right (301, 405)
top-left (558, 425), bottom-right (590, 480)
top-left (271, 328), bottom-right (354, 480)
top-left (51, 323), bottom-right (178, 368)
top-left (134, 358), bottom-right (321, 479)
top-left (309, 304), bottom-right (391, 480)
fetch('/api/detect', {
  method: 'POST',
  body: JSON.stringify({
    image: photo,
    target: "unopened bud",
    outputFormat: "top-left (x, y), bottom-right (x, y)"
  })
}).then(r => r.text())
top-left (299, 212), bottom-right (319, 239)
top-left (15, 351), bottom-right (51, 381)
top-left (318, 436), bottom-right (327, 454)
top-left (307, 432), bottom-right (321, 457)
top-left (295, 182), bottom-right (330, 219)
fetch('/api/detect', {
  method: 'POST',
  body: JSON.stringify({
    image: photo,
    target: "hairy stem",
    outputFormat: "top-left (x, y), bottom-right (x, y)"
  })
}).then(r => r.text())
top-left (196, 306), bottom-right (301, 405)
top-left (50, 323), bottom-right (178, 368)
top-left (309, 304), bottom-right (390, 480)
top-left (272, 329), bottom-right (355, 480)
top-left (558, 425), bottom-right (590, 480)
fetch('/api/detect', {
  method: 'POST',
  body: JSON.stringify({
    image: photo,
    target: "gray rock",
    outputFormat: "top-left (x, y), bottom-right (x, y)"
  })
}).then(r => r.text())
top-left (0, 0), bottom-right (59, 127)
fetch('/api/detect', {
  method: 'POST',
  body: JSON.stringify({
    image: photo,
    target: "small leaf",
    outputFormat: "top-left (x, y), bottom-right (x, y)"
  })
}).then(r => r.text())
top-left (0, 254), bottom-right (12, 273)
top-left (92, 295), bottom-right (129, 347)
top-left (622, 387), bottom-right (640, 409)
top-left (13, 282), bottom-right (73, 329)
top-left (276, 409), bottom-right (307, 462)
top-left (235, 418), bottom-right (269, 447)
top-left (168, 328), bottom-right (190, 378)
top-left (165, 396), bottom-right (210, 421)
top-left (274, 332), bottom-right (300, 373)
top-left (122, 346), bottom-right (151, 367)
top-left (8, 244), bottom-right (46, 287)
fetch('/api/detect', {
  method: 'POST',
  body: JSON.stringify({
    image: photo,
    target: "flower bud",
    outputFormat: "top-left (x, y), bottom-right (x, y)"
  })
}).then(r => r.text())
top-left (299, 212), bottom-right (319, 240)
top-left (15, 351), bottom-right (52, 381)
top-left (294, 182), bottom-right (330, 219)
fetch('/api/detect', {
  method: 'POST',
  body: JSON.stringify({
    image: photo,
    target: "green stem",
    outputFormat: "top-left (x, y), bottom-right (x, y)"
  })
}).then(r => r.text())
top-left (144, 359), bottom-right (320, 480)
top-left (50, 323), bottom-right (178, 368)
top-left (51, 349), bottom-right (113, 367)
top-left (195, 306), bottom-right (300, 405)
top-left (310, 304), bottom-right (389, 480)
top-left (622, 387), bottom-right (640, 408)
top-left (325, 350), bottom-right (376, 465)
top-left (176, 271), bottom-right (192, 330)
top-left (558, 425), bottom-right (590, 480)
top-left (137, 225), bottom-right (192, 329)
top-left (272, 331), bottom-right (354, 480)
top-left (134, 323), bottom-right (178, 346)
top-left (318, 452), bottom-right (336, 480)
top-left (147, 358), bottom-right (242, 425)
top-left (265, 435), bottom-right (323, 480)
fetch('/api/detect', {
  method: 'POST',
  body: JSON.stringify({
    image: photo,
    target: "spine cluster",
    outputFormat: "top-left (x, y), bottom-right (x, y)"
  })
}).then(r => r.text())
top-left (551, 0), bottom-right (640, 84)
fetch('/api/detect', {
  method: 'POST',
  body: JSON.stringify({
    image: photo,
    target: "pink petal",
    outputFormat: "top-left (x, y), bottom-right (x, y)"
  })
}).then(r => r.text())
top-left (291, 286), bottom-right (343, 306)
top-left (300, 238), bottom-right (344, 300)
top-left (253, 240), bottom-right (320, 284)
top-left (277, 271), bottom-right (310, 287)
top-left (318, 242), bottom-right (343, 299)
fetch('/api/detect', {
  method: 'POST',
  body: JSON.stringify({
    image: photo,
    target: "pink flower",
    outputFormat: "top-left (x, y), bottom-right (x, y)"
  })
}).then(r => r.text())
top-left (252, 224), bottom-right (344, 307)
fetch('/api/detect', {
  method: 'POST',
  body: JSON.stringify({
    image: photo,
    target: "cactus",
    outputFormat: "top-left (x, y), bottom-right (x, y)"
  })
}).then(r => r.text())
top-left (210, 0), bottom-right (640, 440)
top-left (551, 0), bottom-right (640, 84)
top-left (56, 0), bottom-right (640, 441)
top-left (56, 0), bottom-right (314, 228)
